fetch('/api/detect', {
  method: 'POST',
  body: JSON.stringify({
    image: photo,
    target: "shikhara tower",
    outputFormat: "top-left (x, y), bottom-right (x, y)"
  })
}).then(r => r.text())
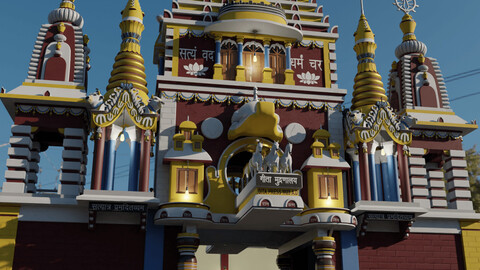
top-left (0, 0), bottom-right (479, 270)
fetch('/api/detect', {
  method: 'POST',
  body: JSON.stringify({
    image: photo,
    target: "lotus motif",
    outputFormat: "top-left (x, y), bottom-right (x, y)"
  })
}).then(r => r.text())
top-left (297, 72), bottom-right (320, 85)
top-left (184, 62), bottom-right (209, 76)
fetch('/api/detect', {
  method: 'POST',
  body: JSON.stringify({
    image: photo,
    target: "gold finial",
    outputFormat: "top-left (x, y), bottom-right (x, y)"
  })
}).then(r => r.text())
top-left (106, 0), bottom-right (148, 94)
top-left (400, 14), bottom-right (417, 41)
top-left (59, 0), bottom-right (75, 10)
top-left (350, 10), bottom-right (388, 114)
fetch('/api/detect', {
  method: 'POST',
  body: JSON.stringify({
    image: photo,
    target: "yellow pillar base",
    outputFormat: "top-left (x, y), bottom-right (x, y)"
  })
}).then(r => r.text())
top-left (0, 205), bottom-right (20, 270)
top-left (262, 68), bottom-right (273, 84)
top-left (235, 65), bottom-right (246, 82)
top-left (284, 69), bottom-right (295, 85)
top-left (213, 64), bottom-right (223, 80)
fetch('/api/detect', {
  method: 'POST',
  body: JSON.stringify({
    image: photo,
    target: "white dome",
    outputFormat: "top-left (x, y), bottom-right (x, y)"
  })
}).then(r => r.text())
top-left (395, 40), bottom-right (427, 59)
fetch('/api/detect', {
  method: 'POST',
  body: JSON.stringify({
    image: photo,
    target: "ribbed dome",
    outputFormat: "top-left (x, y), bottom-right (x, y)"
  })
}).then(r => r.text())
top-left (48, 1), bottom-right (83, 27)
top-left (395, 39), bottom-right (427, 59)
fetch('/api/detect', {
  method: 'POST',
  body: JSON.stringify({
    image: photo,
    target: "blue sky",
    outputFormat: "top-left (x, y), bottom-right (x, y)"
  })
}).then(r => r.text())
top-left (0, 0), bottom-right (479, 190)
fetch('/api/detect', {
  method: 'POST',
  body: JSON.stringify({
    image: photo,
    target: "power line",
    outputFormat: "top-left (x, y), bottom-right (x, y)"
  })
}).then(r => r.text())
top-left (450, 91), bottom-right (480, 102)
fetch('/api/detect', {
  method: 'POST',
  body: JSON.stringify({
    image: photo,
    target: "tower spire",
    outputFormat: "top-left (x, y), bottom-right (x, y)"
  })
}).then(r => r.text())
top-left (106, 0), bottom-right (148, 93)
top-left (350, 5), bottom-right (387, 113)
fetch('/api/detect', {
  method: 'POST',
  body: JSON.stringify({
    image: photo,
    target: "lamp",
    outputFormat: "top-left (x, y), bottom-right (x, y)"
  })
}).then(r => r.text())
top-left (119, 130), bottom-right (125, 142)
top-left (253, 52), bottom-right (258, 63)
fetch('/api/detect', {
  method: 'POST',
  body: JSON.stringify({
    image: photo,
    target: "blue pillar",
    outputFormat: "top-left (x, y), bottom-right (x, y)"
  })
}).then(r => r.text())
top-left (103, 139), bottom-right (116, 190)
top-left (237, 41), bottom-right (243, 66)
top-left (340, 230), bottom-right (360, 270)
top-left (375, 162), bottom-right (383, 201)
top-left (215, 39), bottom-right (221, 64)
top-left (128, 141), bottom-right (141, 191)
top-left (286, 44), bottom-right (292, 69)
top-left (143, 210), bottom-right (165, 270)
top-left (264, 43), bottom-right (270, 68)
top-left (368, 153), bottom-right (378, 201)
top-left (394, 156), bottom-right (402, 201)
top-left (381, 160), bottom-right (391, 201)
top-left (387, 155), bottom-right (399, 201)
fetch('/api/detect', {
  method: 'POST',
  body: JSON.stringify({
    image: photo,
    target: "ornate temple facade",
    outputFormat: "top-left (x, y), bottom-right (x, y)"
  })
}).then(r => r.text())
top-left (0, 0), bottom-right (479, 269)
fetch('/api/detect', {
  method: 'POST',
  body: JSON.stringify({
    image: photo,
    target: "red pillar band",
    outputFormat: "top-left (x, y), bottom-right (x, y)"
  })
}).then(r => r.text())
top-left (139, 130), bottom-right (151, 192)
top-left (312, 236), bottom-right (336, 270)
top-left (91, 127), bottom-right (105, 190)
top-left (359, 143), bottom-right (371, 201)
top-left (177, 233), bottom-right (200, 270)
top-left (397, 144), bottom-right (411, 202)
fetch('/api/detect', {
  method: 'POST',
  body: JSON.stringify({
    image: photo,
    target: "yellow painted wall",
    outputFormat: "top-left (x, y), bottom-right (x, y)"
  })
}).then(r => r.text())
top-left (307, 168), bottom-right (344, 209)
top-left (197, 246), bottom-right (278, 270)
top-left (461, 221), bottom-right (480, 270)
top-left (0, 205), bottom-right (20, 270)
top-left (169, 161), bottom-right (205, 203)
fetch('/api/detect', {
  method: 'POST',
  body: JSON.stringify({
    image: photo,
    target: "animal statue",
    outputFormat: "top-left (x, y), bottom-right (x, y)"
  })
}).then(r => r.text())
top-left (86, 90), bottom-right (105, 110)
top-left (347, 110), bottom-right (365, 126)
top-left (243, 141), bottom-right (264, 181)
top-left (263, 141), bottom-right (280, 173)
top-left (398, 114), bottom-right (416, 130)
top-left (147, 95), bottom-right (164, 113)
top-left (279, 143), bottom-right (293, 173)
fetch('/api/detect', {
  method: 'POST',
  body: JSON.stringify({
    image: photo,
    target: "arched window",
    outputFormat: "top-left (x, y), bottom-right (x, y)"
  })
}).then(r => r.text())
top-left (220, 39), bottom-right (237, 80)
top-left (270, 43), bottom-right (286, 84)
top-left (243, 41), bottom-right (264, 83)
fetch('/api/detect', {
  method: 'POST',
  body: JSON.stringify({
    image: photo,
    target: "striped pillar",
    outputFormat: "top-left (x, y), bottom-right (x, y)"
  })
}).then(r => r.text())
top-left (374, 153), bottom-right (383, 201)
top-left (285, 43), bottom-right (292, 70)
top-left (276, 254), bottom-right (292, 270)
top-left (444, 150), bottom-right (473, 210)
top-left (237, 38), bottom-right (243, 66)
top-left (91, 127), bottom-right (105, 190)
top-left (264, 42), bottom-right (270, 68)
top-left (426, 162), bottom-right (447, 208)
top-left (177, 232), bottom-right (200, 270)
top-left (312, 236), bottom-right (336, 270)
top-left (408, 147), bottom-right (430, 208)
top-left (347, 148), bottom-right (361, 202)
top-left (59, 128), bottom-right (87, 196)
top-left (3, 125), bottom-right (32, 193)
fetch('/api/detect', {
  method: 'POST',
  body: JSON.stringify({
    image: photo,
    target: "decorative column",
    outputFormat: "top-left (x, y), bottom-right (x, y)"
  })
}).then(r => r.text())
top-left (213, 35), bottom-right (223, 80)
top-left (139, 129), bottom-right (152, 192)
top-left (276, 255), bottom-right (292, 270)
top-left (235, 36), bottom-right (246, 81)
top-left (368, 141), bottom-right (379, 201)
top-left (347, 148), bottom-right (361, 202)
top-left (397, 144), bottom-right (411, 202)
top-left (284, 42), bottom-right (295, 85)
top-left (59, 128), bottom-right (86, 196)
top-left (126, 126), bottom-right (141, 191)
top-left (103, 125), bottom-right (122, 190)
top-left (262, 40), bottom-right (273, 84)
top-left (408, 147), bottom-right (430, 208)
top-left (3, 125), bottom-right (32, 193)
top-left (358, 143), bottom-right (371, 201)
top-left (177, 232), bottom-right (200, 270)
top-left (426, 162), bottom-right (447, 208)
top-left (443, 150), bottom-right (473, 210)
top-left (312, 236), bottom-right (336, 270)
top-left (91, 127), bottom-right (105, 190)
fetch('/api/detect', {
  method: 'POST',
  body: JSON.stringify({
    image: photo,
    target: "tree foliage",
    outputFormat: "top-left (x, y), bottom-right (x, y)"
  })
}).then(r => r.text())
top-left (465, 145), bottom-right (480, 212)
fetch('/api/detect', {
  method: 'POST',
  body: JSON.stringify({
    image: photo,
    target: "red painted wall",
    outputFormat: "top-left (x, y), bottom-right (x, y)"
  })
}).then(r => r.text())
top-left (13, 221), bottom-right (145, 270)
top-left (358, 232), bottom-right (465, 270)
